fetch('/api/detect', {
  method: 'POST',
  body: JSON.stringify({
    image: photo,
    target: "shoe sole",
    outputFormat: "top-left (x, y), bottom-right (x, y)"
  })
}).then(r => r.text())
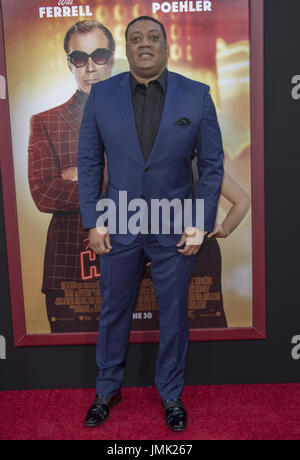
top-left (166, 423), bottom-right (187, 432)
top-left (85, 395), bottom-right (122, 428)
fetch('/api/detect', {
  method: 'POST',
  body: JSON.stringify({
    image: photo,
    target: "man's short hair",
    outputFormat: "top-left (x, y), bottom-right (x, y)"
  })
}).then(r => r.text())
top-left (125, 16), bottom-right (167, 41)
top-left (64, 20), bottom-right (115, 54)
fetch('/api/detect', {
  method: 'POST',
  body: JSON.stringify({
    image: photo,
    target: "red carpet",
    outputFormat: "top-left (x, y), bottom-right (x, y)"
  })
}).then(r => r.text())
top-left (0, 384), bottom-right (300, 440)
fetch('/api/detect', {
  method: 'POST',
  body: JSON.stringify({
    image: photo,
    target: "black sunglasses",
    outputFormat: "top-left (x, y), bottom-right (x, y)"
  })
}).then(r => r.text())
top-left (68, 48), bottom-right (113, 68)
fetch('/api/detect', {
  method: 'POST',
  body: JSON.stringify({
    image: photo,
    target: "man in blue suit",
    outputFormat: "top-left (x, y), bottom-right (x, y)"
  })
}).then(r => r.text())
top-left (78, 16), bottom-right (224, 431)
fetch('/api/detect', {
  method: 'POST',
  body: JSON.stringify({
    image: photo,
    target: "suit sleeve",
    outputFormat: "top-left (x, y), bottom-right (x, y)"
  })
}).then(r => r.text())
top-left (78, 85), bottom-right (105, 230)
top-left (28, 114), bottom-right (79, 213)
top-left (194, 88), bottom-right (224, 232)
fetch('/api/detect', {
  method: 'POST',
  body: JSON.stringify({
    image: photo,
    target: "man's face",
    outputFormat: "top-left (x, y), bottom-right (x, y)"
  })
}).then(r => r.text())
top-left (68, 28), bottom-right (113, 94)
top-left (126, 20), bottom-right (168, 80)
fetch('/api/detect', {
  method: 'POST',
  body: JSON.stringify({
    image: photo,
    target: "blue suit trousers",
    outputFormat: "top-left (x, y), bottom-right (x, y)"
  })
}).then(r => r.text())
top-left (96, 233), bottom-right (195, 401)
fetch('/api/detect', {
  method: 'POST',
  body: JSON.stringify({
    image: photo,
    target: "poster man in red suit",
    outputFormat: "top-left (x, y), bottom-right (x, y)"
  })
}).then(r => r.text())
top-left (28, 21), bottom-right (115, 332)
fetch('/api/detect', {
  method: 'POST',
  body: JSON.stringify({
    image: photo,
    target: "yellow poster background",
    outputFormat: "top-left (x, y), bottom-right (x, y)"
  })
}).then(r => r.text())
top-left (2, 0), bottom-right (252, 333)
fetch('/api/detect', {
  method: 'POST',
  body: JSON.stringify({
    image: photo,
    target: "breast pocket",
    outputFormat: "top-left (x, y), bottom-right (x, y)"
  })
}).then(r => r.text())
top-left (172, 123), bottom-right (196, 147)
top-left (173, 123), bottom-right (193, 131)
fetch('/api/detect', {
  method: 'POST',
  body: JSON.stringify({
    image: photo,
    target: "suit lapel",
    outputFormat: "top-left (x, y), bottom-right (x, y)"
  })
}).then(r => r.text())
top-left (118, 73), bottom-right (145, 167)
top-left (57, 95), bottom-right (83, 133)
top-left (146, 71), bottom-right (179, 166)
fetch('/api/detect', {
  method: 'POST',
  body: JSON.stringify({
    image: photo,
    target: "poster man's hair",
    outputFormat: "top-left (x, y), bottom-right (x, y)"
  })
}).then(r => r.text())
top-left (64, 20), bottom-right (115, 54)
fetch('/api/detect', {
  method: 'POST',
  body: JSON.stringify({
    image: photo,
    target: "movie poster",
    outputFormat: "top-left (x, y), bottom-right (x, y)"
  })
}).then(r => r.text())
top-left (1, 0), bottom-right (252, 338)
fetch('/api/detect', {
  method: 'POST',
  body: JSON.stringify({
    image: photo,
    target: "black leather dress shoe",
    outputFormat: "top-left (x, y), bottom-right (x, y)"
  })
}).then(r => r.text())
top-left (162, 399), bottom-right (187, 431)
top-left (85, 391), bottom-right (122, 428)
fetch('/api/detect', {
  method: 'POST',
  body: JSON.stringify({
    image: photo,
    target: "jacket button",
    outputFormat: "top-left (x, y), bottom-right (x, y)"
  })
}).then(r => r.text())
top-left (144, 167), bottom-right (149, 172)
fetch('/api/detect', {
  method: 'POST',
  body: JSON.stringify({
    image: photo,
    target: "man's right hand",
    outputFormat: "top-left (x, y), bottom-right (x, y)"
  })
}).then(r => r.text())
top-left (89, 227), bottom-right (112, 255)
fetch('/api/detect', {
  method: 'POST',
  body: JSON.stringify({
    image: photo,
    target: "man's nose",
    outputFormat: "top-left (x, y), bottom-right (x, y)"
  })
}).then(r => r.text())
top-left (86, 57), bottom-right (97, 72)
top-left (139, 36), bottom-right (152, 47)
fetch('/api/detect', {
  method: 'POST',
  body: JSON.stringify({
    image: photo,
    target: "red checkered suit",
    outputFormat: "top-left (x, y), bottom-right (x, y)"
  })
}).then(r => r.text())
top-left (28, 94), bottom-right (106, 291)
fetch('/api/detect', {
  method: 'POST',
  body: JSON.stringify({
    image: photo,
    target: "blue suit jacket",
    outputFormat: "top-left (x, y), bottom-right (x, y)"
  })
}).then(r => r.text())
top-left (78, 71), bottom-right (224, 246)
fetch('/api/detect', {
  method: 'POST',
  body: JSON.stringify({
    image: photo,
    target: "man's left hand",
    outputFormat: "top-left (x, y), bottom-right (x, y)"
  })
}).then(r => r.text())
top-left (176, 227), bottom-right (207, 256)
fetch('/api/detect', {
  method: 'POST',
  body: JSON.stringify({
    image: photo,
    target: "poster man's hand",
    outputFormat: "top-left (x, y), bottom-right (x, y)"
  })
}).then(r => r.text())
top-left (61, 166), bottom-right (78, 182)
top-left (208, 224), bottom-right (229, 239)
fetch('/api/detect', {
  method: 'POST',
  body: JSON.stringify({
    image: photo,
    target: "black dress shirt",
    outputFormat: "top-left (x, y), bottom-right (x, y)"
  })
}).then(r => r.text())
top-left (130, 69), bottom-right (167, 163)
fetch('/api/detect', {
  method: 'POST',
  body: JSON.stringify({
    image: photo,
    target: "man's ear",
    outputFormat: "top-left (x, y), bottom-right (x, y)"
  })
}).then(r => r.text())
top-left (165, 41), bottom-right (170, 58)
